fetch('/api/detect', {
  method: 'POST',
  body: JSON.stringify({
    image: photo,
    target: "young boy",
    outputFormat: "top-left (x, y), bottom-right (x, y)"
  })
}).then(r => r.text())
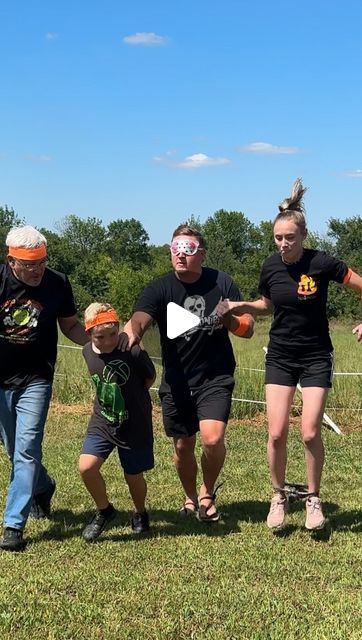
top-left (79, 303), bottom-right (156, 542)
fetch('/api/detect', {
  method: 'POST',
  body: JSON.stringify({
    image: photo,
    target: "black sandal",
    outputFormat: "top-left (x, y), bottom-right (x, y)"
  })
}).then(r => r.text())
top-left (179, 499), bottom-right (198, 517)
top-left (197, 483), bottom-right (223, 522)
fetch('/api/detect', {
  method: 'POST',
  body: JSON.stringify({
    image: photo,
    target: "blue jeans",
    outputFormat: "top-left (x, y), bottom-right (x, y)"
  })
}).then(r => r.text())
top-left (0, 381), bottom-right (53, 530)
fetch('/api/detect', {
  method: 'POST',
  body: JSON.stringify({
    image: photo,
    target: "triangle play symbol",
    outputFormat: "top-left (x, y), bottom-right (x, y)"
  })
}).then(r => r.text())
top-left (166, 302), bottom-right (200, 339)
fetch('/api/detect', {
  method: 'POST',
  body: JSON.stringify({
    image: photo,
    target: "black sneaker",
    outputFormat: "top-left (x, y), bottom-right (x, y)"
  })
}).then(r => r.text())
top-left (131, 511), bottom-right (150, 534)
top-left (0, 527), bottom-right (27, 552)
top-left (82, 504), bottom-right (117, 542)
top-left (30, 478), bottom-right (56, 519)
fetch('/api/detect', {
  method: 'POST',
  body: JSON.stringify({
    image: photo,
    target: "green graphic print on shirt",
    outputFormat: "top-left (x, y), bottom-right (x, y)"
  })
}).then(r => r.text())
top-left (91, 359), bottom-right (130, 424)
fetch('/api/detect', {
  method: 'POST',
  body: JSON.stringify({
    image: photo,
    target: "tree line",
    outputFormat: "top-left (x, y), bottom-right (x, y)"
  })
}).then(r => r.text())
top-left (1, 205), bottom-right (361, 320)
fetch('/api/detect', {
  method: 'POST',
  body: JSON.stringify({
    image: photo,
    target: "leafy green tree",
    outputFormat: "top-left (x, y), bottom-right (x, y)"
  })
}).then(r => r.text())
top-left (327, 216), bottom-right (362, 271)
top-left (108, 264), bottom-right (152, 321)
top-left (57, 215), bottom-right (107, 260)
top-left (107, 219), bottom-right (150, 268)
top-left (202, 210), bottom-right (256, 263)
top-left (38, 228), bottom-right (76, 275)
top-left (203, 235), bottom-right (240, 274)
top-left (326, 216), bottom-right (362, 318)
top-left (148, 244), bottom-right (172, 277)
top-left (0, 205), bottom-right (24, 262)
top-left (72, 255), bottom-right (112, 304)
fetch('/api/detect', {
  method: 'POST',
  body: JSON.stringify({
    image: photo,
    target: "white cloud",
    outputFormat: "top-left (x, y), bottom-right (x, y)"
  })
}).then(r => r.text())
top-left (123, 32), bottom-right (169, 46)
top-left (342, 169), bottom-right (362, 178)
top-left (24, 154), bottom-right (52, 162)
top-left (240, 142), bottom-right (300, 155)
top-left (153, 152), bottom-right (230, 169)
top-left (46, 32), bottom-right (59, 41)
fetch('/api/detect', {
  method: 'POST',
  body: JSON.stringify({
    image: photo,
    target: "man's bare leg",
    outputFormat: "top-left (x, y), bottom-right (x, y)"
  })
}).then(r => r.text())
top-left (173, 434), bottom-right (198, 509)
top-left (198, 420), bottom-right (226, 518)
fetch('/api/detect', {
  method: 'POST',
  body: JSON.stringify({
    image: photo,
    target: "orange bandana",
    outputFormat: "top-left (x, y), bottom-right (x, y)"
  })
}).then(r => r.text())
top-left (8, 245), bottom-right (47, 260)
top-left (85, 310), bottom-right (119, 332)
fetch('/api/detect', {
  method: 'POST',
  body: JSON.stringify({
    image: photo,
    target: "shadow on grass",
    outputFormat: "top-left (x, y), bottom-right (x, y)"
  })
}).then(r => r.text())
top-left (30, 500), bottom-right (270, 543)
top-left (29, 501), bottom-right (361, 544)
top-left (327, 507), bottom-right (362, 533)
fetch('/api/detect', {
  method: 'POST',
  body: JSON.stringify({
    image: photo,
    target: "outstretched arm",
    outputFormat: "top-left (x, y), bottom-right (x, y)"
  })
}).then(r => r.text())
top-left (216, 296), bottom-right (273, 319)
top-left (121, 311), bottom-right (154, 350)
top-left (58, 315), bottom-right (88, 346)
top-left (343, 271), bottom-right (362, 342)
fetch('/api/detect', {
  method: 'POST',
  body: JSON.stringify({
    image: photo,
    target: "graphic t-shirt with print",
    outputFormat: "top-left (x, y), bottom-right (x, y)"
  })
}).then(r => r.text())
top-left (83, 343), bottom-right (155, 449)
top-left (134, 268), bottom-right (242, 394)
top-left (0, 263), bottom-right (77, 388)
top-left (258, 249), bottom-right (348, 351)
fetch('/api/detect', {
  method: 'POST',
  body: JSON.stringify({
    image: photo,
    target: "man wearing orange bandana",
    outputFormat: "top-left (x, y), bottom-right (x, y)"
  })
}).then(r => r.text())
top-left (0, 225), bottom-right (88, 551)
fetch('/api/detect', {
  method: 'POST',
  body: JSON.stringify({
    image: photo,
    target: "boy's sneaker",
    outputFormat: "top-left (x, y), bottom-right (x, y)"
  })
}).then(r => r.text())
top-left (305, 496), bottom-right (326, 530)
top-left (30, 479), bottom-right (56, 519)
top-left (82, 504), bottom-right (117, 542)
top-left (131, 511), bottom-right (150, 534)
top-left (267, 493), bottom-right (288, 529)
top-left (0, 527), bottom-right (27, 552)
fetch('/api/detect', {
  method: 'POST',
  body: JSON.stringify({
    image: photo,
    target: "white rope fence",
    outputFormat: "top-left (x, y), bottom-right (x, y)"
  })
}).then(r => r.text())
top-left (56, 344), bottom-right (362, 417)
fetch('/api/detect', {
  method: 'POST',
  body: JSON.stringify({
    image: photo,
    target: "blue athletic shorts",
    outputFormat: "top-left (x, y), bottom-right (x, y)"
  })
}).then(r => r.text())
top-left (81, 432), bottom-right (154, 475)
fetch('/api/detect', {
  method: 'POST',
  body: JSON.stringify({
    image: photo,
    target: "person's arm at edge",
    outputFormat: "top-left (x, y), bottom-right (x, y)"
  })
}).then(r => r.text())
top-left (145, 370), bottom-right (156, 390)
top-left (217, 296), bottom-right (274, 318)
top-left (58, 315), bottom-right (88, 346)
top-left (131, 344), bottom-right (157, 389)
top-left (121, 311), bottom-right (154, 350)
top-left (343, 270), bottom-right (362, 341)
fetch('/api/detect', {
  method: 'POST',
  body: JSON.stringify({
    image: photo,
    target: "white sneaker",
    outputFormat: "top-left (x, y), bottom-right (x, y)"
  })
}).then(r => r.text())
top-left (305, 496), bottom-right (326, 530)
top-left (267, 493), bottom-right (288, 529)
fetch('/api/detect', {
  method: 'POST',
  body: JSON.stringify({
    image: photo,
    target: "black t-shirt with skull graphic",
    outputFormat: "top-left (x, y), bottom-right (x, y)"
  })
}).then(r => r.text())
top-left (0, 263), bottom-right (77, 388)
top-left (258, 249), bottom-right (348, 352)
top-left (82, 343), bottom-right (155, 448)
top-left (134, 268), bottom-right (242, 394)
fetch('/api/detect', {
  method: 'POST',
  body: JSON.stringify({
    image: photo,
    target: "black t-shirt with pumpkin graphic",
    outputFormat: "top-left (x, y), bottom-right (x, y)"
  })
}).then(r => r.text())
top-left (0, 263), bottom-right (76, 388)
top-left (259, 249), bottom-right (348, 351)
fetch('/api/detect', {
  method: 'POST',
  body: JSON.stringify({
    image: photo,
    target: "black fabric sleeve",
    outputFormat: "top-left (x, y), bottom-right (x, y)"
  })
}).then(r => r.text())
top-left (216, 271), bottom-right (242, 301)
top-left (258, 261), bottom-right (271, 299)
top-left (134, 279), bottom-right (163, 321)
top-left (227, 279), bottom-right (242, 302)
top-left (58, 275), bottom-right (77, 317)
top-left (130, 345), bottom-right (156, 381)
top-left (320, 253), bottom-right (349, 284)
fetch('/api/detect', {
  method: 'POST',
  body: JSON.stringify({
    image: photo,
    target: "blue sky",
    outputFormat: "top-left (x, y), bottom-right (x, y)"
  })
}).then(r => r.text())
top-left (1, 1), bottom-right (361, 245)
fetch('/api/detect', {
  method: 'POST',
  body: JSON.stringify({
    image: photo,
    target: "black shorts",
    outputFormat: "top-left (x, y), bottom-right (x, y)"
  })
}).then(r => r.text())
top-left (265, 347), bottom-right (334, 388)
top-left (160, 381), bottom-right (234, 438)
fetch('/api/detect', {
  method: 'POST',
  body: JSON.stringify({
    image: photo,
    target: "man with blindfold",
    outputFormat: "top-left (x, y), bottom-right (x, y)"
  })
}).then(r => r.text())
top-left (0, 225), bottom-right (88, 551)
top-left (123, 225), bottom-right (254, 522)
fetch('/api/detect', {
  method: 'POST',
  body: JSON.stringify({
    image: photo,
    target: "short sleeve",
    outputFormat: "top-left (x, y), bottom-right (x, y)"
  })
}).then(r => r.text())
top-left (258, 261), bottom-right (271, 299)
top-left (134, 279), bottom-right (164, 321)
top-left (57, 275), bottom-right (77, 317)
top-left (319, 253), bottom-right (349, 284)
top-left (217, 271), bottom-right (242, 302)
top-left (227, 280), bottom-right (242, 302)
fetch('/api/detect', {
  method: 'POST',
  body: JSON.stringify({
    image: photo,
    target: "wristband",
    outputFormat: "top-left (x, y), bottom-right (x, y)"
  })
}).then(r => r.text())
top-left (231, 314), bottom-right (252, 337)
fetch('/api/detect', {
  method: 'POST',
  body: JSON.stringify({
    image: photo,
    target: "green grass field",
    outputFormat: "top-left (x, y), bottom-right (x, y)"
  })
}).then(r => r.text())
top-left (0, 323), bottom-right (361, 639)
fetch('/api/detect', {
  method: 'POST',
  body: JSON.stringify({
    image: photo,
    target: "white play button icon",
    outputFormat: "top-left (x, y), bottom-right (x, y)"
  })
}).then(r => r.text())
top-left (167, 302), bottom-right (200, 339)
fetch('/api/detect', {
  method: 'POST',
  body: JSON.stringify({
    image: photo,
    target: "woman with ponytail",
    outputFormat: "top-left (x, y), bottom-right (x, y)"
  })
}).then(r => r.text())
top-left (216, 179), bottom-right (362, 531)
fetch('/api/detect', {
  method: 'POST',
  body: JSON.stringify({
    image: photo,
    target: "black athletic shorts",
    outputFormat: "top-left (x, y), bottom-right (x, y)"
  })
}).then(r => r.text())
top-left (159, 381), bottom-right (235, 438)
top-left (265, 346), bottom-right (334, 388)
